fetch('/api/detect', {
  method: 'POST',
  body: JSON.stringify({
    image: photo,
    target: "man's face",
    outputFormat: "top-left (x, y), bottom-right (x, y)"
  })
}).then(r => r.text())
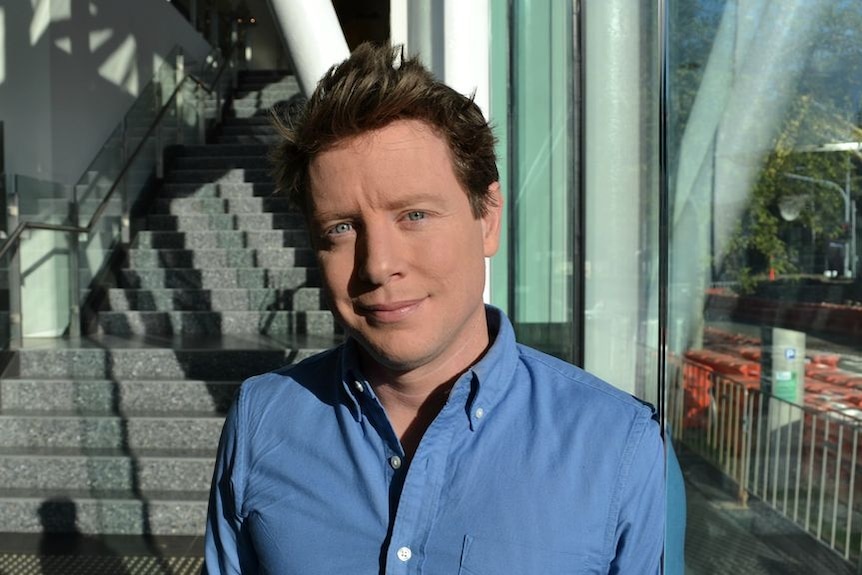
top-left (308, 119), bottom-right (502, 377)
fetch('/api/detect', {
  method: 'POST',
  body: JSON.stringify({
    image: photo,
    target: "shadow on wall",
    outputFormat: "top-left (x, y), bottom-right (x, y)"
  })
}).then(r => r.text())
top-left (0, 0), bottom-right (208, 184)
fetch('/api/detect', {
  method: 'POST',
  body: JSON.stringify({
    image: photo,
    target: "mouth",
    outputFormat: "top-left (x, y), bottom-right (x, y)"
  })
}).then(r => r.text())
top-left (355, 298), bottom-right (425, 324)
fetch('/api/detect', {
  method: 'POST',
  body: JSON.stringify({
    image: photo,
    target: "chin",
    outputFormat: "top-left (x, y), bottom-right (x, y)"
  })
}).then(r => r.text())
top-left (350, 330), bottom-right (432, 373)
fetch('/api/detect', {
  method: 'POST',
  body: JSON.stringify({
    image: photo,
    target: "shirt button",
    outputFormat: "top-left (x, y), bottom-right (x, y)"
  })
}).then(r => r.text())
top-left (396, 546), bottom-right (412, 562)
top-left (475, 407), bottom-right (485, 419)
top-left (353, 380), bottom-right (364, 393)
top-left (389, 455), bottom-right (402, 470)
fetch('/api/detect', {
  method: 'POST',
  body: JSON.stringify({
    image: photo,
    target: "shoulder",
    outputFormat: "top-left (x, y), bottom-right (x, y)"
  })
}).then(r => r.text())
top-left (514, 344), bottom-right (658, 428)
top-left (235, 345), bottom-right (344, 416)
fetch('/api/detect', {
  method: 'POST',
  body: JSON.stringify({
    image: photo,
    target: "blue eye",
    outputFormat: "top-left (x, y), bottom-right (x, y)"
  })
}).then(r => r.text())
top-left (406, 211), bottom-right (426, 221)
top-left (329, 222), bottom-right (353, 235)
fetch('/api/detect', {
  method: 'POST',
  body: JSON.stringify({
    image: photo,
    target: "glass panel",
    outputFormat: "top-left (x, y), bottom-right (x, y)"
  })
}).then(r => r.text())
top-left (179, 79), bottom-right (202, 145)
top-left (2, 44), bottom-right (219, 338)
top-left (0, 175), bottom-right (10, 349)
top-left (14, 175), bottom-right (72, 337)
top-left (509, 0), bottom-right (575, 361)
top-left (79, 50), bottom-right (183, 305)
top-left (0, 247), bottom-right (10, 348)
top-left (667, 0), bottom-right (862, 570)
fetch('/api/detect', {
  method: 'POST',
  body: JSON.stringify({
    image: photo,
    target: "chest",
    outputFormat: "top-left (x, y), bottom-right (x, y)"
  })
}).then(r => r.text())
top-left (242, 412), bottom-right (616, 574)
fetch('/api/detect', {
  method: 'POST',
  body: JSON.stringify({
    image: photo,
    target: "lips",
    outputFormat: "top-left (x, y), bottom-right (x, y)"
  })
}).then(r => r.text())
top-left (355, 298), bottom-right (425, 324)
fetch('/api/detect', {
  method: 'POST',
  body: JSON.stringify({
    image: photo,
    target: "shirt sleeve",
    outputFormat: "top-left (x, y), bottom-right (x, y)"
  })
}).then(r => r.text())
top-left (202, 387), bottom-right (259, 574)
top-left (609, 410), bottom-right (666, 574)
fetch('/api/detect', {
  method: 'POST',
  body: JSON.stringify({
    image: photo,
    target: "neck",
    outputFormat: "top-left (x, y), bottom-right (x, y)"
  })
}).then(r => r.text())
top-left (362, 318), bottom-right (491, 458)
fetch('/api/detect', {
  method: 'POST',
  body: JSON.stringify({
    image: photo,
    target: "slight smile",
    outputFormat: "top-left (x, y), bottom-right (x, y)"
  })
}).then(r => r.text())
top-left (355, 299), bottom-right (426, 324)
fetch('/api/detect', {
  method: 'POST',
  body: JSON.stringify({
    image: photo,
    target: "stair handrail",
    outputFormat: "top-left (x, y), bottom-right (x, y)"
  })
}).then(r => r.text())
top-left (0, 42), bottom-right (238, 262)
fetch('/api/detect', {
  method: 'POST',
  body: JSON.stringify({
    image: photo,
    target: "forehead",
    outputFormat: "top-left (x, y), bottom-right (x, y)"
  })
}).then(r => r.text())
top-left (307, 119), bottom-right (462, 207)
top-left (318, 119), bottom-right (451, 167)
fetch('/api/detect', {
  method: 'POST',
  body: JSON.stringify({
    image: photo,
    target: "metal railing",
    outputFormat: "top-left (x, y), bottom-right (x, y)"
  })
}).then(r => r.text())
top-left (0, 43), bottom-right (237, 342)
top-left (671, 358), bottom-right (862, 565)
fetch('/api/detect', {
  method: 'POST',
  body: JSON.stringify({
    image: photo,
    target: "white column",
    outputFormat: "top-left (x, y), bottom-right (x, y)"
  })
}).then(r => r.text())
top-left (267, 0), bottom-right (350, 97)
top-left (390, 0), bottom-right (408, 52)
top-left (584, 1), bottom-right (643, 395)
top-left (403, 1), bottom-right (444, 78)
top-left (443, 0), bottom-right (489, 118)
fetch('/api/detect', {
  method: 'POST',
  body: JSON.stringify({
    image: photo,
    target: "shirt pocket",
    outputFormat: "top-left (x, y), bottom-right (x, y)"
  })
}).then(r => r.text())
top-left (458, 534), bottom-right (600, 575)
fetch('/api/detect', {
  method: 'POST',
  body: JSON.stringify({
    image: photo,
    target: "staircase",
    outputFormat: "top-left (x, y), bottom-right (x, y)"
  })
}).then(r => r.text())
top-left (0, 70), bottom-right (339, 535)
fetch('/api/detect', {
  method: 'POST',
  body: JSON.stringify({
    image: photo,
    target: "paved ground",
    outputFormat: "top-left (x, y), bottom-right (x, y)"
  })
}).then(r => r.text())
top-left (681, 445), bottom-right (857, 574)
top-left (0, 534), bottom-right (202, 575)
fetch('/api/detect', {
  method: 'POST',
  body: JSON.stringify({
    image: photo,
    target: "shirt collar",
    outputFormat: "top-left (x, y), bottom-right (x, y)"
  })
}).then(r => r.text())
top-left (463, 305), bottom-right (519, 426)
top-left (337, 305), bottom-right (519, 424)
top-left (339, 337), bottom-right (370, 422)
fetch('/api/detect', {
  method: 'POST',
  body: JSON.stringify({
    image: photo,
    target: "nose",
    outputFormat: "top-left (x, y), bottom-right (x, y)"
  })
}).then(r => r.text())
top-left (356, 222), bottom-right (400, 286)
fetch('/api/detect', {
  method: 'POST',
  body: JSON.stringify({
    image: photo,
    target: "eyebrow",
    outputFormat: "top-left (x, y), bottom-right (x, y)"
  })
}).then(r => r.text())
top-left (312, 192), bottom-right (445, 222)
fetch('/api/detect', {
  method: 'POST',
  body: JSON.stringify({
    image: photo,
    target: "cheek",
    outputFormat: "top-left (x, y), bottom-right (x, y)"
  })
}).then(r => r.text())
top-left (317, 253), bottom-right (353, 296)
top-left (424, 236), bottom-right (486, 285)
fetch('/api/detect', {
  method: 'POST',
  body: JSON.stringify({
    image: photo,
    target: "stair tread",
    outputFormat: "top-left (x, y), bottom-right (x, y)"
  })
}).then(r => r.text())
top-left (0, 446), bottom-right (216, 458)
top-left (0, 488), bottom-right (210, 501)
top-left (16, 332), bottom-right (336, 351)
top-left (3, 377), bottom-right (240, 385)
top-left (0, 409), bottom-right (225, 419)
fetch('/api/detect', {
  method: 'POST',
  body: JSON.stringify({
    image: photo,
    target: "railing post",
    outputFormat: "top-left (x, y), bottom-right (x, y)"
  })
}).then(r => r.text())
top-left (231, 22), bottom-right (239, 89)
top-left (197, 84), bottom-right (206, 144)
top-left (68, 186), bottom-right (80, 339)
top-left (7, 179), bottom-right (21, 346)
top-left (176, 49), bottom-right (185, 145)
top-left (120, 118), bottom-right (130, 244)
top-left (154, 81), bottom-right (164, 179)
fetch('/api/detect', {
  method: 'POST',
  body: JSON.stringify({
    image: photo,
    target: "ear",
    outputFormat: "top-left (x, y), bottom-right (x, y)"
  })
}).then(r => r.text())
top-left (481, 182), bottom-right (503, 257)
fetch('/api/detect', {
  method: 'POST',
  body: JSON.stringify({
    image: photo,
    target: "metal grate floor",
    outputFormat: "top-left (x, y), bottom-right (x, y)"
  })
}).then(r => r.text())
top-left (0, 553), bottom-right (203, 575)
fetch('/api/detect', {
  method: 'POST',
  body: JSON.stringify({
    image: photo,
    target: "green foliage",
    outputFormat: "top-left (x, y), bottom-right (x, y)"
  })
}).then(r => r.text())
top-left (721, 94), bottom-right (852, 293)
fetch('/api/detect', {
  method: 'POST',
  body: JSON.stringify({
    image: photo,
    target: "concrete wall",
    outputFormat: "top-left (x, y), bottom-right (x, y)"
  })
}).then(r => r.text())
top-left (0, 0), bottom-right (211, 184)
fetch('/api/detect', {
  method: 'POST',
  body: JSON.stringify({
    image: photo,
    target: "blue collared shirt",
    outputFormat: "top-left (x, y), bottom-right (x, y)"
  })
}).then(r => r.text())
top-left (204, 307), bottom-right (665, 574)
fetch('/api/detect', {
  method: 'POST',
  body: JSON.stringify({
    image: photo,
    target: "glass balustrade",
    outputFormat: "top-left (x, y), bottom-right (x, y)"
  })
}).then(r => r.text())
top-left (0, 44), bottom-right (234, 342)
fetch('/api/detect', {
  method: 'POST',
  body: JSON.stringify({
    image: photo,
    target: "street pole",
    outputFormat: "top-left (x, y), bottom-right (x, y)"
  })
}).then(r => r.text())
top-left (784, 172), bottom-right (852, 277)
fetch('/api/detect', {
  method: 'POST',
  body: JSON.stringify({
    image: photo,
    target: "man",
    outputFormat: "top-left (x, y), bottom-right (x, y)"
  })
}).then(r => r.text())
top-left (204, 43), bottom-right (665, 574)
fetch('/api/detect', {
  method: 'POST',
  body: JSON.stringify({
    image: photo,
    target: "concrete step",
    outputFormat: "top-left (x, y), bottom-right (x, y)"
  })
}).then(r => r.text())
top-left (172, 143), bottom-right (270, 156)
top-left (220, 107), bottom-right (274, 120)
top-left (160, 182), bottom-right (277, 199)
top-left (0, 378), bottom-right (239, 413)
top-left (152, 195), bottom-right (291, 215)
top-left (0, 412), bottom-right (223, 450)
top-left (238, 69), bottom-right (292, 78)
top-left (219, 125), bottom-right (279, 136)
top-left (0, 448), bottom-right (214, 492)
top-left (145, 212), bottom-right (305, 232)
top-left (228, 95), bottom-right (293, 105)
top-left (105, 287), bottom-right (322, 313)
top-left (217, 133), bottom-right (281, 144)
top-left (233, 83), bottom-right (299, 98)
top-left (97, 310), bottom-right (334, 337)
top-left (164, 168), bottom-right (271, 184)
top-left (173, 155), bottom-right (270, 170)
top-left (126, 247), bottom-right (314, 269)
top-left (12, 340), bottom-right (329, 380)
top-left (222, 116), bottom-right (274, 127)
top-left (118, 267), bottom-right (317, 289)
top-left (0, 488), bottom-right (208, 535)
top-left (131, 229), bottom-right (309, 249)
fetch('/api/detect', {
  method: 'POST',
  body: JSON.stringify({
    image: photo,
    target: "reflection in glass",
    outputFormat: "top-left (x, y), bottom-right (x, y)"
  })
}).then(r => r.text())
top-left (668, 0), bottom-right (862, 570)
